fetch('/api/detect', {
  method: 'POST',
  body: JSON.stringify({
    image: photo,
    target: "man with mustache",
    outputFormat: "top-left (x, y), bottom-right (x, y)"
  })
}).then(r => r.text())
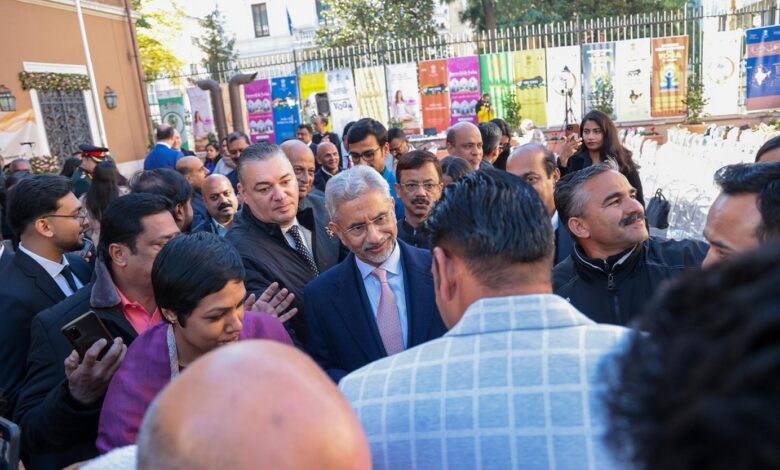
top-left (199, 174), bottom-right (239, 236)
top-left (395, 150), bottom-right (443, 249)
top-left (304, 165), bottom-right (447, 382)
top-left (552, 161), bottom-right (707, 325)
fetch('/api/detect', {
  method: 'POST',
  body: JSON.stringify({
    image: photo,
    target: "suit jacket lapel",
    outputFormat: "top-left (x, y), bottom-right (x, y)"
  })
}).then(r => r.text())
top-left (15, 251), bottom-right (65, 304)
top-left (93, 305), bottom-right (139, 342)
top-left (399, 242), bottom-right (436, 348)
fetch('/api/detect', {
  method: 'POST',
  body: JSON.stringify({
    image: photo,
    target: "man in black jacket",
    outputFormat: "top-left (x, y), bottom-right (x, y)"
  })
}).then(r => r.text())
top-left (552, 162), bottom-right (707, 326)
top-left (13, 194), bottom-right (180, 469)
top-left (0, 175), bottom-right (92, 418)
top-left (226, 142), bottom-right (343, 345)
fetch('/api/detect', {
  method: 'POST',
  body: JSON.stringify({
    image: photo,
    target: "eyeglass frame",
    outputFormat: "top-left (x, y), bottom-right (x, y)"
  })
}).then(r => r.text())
top-left (332, 210), bottom-right (394, 238)
top-left (349, 147), bottom-right (382, 163)
top-left (42, 208), bottom-right (88, 222)
top-left (399, 181), bottom-right (443, 193)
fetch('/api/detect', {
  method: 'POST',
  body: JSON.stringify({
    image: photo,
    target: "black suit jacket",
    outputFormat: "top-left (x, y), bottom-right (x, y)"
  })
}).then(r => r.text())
top-left (313, 167), bottom-right (334, 192)
top-left (191, 192), bottom-right (210, 233)
top-left (0, 245), bottom-right (13, 272)
top-left (555, 223), bottom-right (575, 265)
top-left (0, 250), bottom-right (91, 417)
top-left (305, 240), bottom-right (447, 382)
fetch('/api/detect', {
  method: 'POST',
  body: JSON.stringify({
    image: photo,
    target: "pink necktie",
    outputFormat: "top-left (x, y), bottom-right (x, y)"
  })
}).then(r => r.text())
top-left (371, 268), bottom-right (404, 355)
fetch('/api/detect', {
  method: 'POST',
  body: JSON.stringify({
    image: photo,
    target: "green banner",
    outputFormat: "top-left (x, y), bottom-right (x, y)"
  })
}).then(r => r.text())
top-left (479, 53), bottom-right (514, 121)
top-left (158, 89), bottom-right (189, 150)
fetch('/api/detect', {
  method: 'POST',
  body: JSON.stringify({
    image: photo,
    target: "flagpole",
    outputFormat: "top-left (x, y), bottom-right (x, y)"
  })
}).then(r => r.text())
top-left (75, 0), bottom-right (109, 147)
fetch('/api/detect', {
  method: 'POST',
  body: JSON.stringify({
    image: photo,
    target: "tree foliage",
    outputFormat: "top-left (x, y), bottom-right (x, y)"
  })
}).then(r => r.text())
top-left (195, 6), bottom-right (238, 83)
top-left (132, 0), bottom-right (185, 81)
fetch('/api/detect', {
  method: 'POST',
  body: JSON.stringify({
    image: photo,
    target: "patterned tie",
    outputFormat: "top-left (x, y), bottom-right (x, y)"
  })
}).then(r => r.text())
top-left (60, 265), bottom-right (79, 294)
top-left (370, 268), bottom-right (404, 355)
top-left (288, 225), bottom-right (319, 276)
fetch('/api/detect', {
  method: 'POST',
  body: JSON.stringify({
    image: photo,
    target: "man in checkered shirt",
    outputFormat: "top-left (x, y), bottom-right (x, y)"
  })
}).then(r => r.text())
top-left (340, 169), bottom-right (633, 470)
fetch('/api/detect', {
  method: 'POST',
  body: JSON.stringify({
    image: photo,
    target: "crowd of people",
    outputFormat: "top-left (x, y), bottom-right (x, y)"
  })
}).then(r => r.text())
top-left (1, 109), bottom-right (780, 470)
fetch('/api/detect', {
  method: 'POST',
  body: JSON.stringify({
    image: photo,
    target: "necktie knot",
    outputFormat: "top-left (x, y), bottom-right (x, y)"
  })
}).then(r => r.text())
top-left (371, 268), bottom-right (388, 284)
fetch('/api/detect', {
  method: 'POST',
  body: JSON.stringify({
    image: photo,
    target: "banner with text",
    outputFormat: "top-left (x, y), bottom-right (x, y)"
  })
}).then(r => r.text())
top-left (326, 69), bottom-right (359, 137)
top-left (615, 38), bottom-right (652, 121)
top-left (479, 53), bottom-right (513, 122)
top-left (186, 87), bottom-right (215, 151)
top-left (512, 49), bottom-right (548, 126)
top-left (651, 36), bottom-right (688, 117)
top-left (418, 60), bottom-right (451, 134)
top-left (385, 62), bottom-right (422, 134)
top-left (746, 25), bottom-right (780, 111)
top-left (158, 89), bottom-right (189, 150)
top-left (245, 79), bottom-right (275, 143)
top-left (299, 72), bottom-right (330, 128)
top-left (545, 46), bottom-right (582, 128)
top-left (703, 30), bottom-right (741, 116)
top-left (447, 56), bottom-right (481, 126)
top-left (355, 66), bottom-right (389, 125)
top-left (271, 75), bottom-right (301, 143)
top-left (582, 42), bottom-right (616, 117)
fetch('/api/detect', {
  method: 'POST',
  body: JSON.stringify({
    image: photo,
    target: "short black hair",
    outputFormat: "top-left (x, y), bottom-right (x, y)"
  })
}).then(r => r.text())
top-left (427, 169), bottom-right (553, 286)
top-left (156, 125), bottom-right (175, 141)
top-left (7, 174), bottom-right (73, 237)
top-left (343, 121), bottom-right (356, 141)
top-left (5, 171), bottom-right (33, 191)
top-left (347, 118), bottom-right (388, 147)
top-left (555, 161), bottom-right (617, 236)
top-left (152, 232), bottom-right (245, 327)
top-left (606, 240), bottom-right (780, 470)
top-left (478, 122), bottom-right (502, 155)
top-left (396, 150), bottom-right (442, 183)
top-left (227, 131), bottom-right (250, 146)
top-left (387, 127), bottom-right (406, 143)
top-left (440, 156), bottom-right (472, 183)
top-left (298, 124), bottom-right (314, 135)
top-left (130, 168), bottom-right (194, 207)
top-left (490, 118), bottom-right (511, 138)
top-left (714, 162), bottom-right (780, 242)
top-left (98, 193), bottom-right (173, 265)
top-left (237, 141), bottom-right (285, 184)
top-left (756, 134), bottom-right (780, 162)
top-left (313, 114), bottom-right (328, 126)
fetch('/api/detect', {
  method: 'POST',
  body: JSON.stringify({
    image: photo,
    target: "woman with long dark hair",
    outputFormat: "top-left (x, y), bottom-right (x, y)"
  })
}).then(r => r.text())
top-left (560, 110), bottom-right (644, 205)
top-left (83, 162), bottom-right (128, 245)
top-left (204, 142), bottom-right (221, 173)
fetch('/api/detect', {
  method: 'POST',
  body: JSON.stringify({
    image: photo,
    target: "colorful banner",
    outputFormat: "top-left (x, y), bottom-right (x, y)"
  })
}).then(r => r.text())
top-left (158, 89), bottom-right (189, 150)
top-left (418, 60), bottom-right (451, 134)
top-left (703, 30), bottom-right (741, 116)
top-left (245, 79), bottom-right (275, 143)
top-left (385, 62), bottom-right (422, 134)
top-left (354, 66), bottom-right (389, 125)
top-left (512, 50), bottom-right (548, 126)
top-left (582, 43), bottom-right (616, 117)
top-left (746, 25), bottom-right (780, 111)
top-left (326, 69), bottom-right (359, 137)
top-left (186, 87), bottom-right (215, 151)
top-left (447, 56), bottom-right (481, 126)
top-left (546, 46), bottom-right (582, 128)
top-left (651, 36), bottom-right (688, 117)
top-left (0, 110), bottom-right (42, 158)
top-left (615, 38), bottom-right (652, 121)
top-left (271, 75), bottom-right (301, 143)
top-left (479, 52), bottom-right (513, 122)
top-left (299, 72), bottom-right (330, 127)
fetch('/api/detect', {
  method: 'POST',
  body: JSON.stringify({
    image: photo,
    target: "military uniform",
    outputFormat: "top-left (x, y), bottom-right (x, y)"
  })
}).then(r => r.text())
top-left (71, 144), bottom-right (109, 197)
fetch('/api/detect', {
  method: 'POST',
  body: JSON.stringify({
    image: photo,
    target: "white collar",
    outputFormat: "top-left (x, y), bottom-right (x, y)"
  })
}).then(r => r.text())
top-left (355, 241), bottom-right (401, 280)
top-left (0, 244), bottom-right (4, 259)
top-left (281, 217), bottom-right (300, 234)
top-left (551, 211), bottom-right (559, 231)
top-left (18, 243), bottom-right (69, 278)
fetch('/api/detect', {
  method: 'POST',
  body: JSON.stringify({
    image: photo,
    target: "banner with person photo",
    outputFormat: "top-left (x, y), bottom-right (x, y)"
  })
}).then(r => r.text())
top-left (512, 49), bottom-right (547, 126)
top-left (271, 75), bottom-right (301, 143)
top-left (614, 38), bottom-right (652, 121)
top-left (545, 45), bottom-right (582, 128)
top-left (299, 72), bottom-right (330, 128)
top-left (325, 69), bottom-right (359, 137)
top-left (582, 42), bottom-right (616, 117)
top-left (703, 30), bottom-right (741, 116)
top-left (385, 62), bottom-right (422, 134)
top-left (244, 79), bottom-right (275, 143)
top-left (447, 56), bottom-right (481, 126)
top-left (354, 66), bottom-right (389, 125)
top-left (651, 36), bottom-right (688, 117)
top-left (479, 52), bottom-right (513, 122)
top-left (158, 89), bottom-right (190, 150)
top-left (746, 25), bottom-right (780, 111)
top-left (186, 87), bottom-right (215, 151)
top-left (418, 60), bottom-right (451, 134)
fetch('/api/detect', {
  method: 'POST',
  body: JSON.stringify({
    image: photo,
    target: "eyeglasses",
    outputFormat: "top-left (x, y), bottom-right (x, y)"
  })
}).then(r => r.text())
top-left (44, 208), bottom-right (87, 222)
top-left (338, 211), bottom-right (393, 237)
top-left (349, 147), bottom-right (381, 163)
top-left (400, 182), bottom-right (441, 193)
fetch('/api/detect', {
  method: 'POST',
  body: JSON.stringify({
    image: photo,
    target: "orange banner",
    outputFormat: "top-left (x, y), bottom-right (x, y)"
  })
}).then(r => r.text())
top-left (651, 36), bottom-right (688, 117)
top-left (418, 60), bottom-right (450, 134)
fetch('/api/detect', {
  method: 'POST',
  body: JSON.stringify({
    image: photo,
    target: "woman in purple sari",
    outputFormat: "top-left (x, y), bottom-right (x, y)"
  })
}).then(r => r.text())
top-left (96, 233), bottom-right (295, 453)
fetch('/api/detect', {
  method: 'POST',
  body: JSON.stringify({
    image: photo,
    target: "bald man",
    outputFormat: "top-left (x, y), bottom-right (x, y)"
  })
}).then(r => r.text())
top-left (176, 156), bottom-right (210, 233)
top-left (280, 140), bottom-right (316, 200)
top-left (199, 174), bottom-right (239, 236)
top-left (314, 142), bottom-right (340, 192)
top-left (446, 121), bottom-right (485, 170)
top-left (137, 341), bottom-right (371, 470)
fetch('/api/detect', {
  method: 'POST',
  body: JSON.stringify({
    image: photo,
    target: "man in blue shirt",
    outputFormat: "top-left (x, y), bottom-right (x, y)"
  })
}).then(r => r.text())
top-left (143, 124), bottom-right (183, 170)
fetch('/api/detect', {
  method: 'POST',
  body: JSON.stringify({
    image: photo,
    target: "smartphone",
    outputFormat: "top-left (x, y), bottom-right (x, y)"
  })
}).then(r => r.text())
top-left (79, 238), bottom-right (93, 259)
top-left (61, 311), bottom-right (114, 361)
top-left (0, 417), bottom-right (20, 470)
top-left (565, 123), bottom-right (580, 135)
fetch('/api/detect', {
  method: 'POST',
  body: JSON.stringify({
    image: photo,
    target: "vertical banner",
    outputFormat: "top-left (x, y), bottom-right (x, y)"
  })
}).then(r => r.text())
top-left (186, 87), bottom-right (215, 151)
top-left (271, 75), bottom-right (301, 143)
top-left (158, 89), bottom-right (189, 150)
top-left (651, 36), bottom-right (688, 117)
top-left (703, 30), bottom-right (741, 116)
top-left (479, 52), bottom-right (514, 121)
top-left (0, 110), bottom-right (42, 157)
top-left (418, 60), bottom-right (451, 134)
top-left (582, 43), bottom-right (616, 116)
top-left (385, 62), bottom-right (423, 134)
top-left (546, 46), bottom-right (582, 128)
top-left (325, 69), bottom-right (359, 137)
top-left (746, 26), bottom-right (780, 111)
top-left (512, 49), bottom-right (548, 126)
top-left (354, 66), bottom-right (389, 125)
top-left (299, 72), bottom-right (330, 127)
top-left (615, 38), bottom-right (652, 121)
top-left (447, 56), bottom-right (481, 126)
top-left (244, 79), bottom-right (275, 143)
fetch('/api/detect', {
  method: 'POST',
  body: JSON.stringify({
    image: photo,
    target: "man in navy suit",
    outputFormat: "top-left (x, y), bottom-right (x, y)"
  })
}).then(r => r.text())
top-left (305, 166), bottom-right (447, 382)
top-left (507, 143), bottom-right (574, 265)
top-left (143, 124), bottom-right (183, 170)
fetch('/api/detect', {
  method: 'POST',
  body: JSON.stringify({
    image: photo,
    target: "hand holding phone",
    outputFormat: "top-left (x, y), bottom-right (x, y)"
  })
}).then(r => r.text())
top-left (61, 311), bottom-right (114, 360)
top-left (64, 336), bottom-right (127, 406)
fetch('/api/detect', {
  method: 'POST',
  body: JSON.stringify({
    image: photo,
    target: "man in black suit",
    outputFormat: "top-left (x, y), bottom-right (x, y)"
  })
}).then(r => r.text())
top-left (314, 142), bottom-right (340, 192)
top-left (13, 193), bottom-right (180, 469)
top-left (176, 156), bottom-right (211, 232)
top-left (0, 175), bottom-right (92, 417)
top-left (507, 143), bottom-right (573, 265)
top-left (311, 115), bottom-right (342, 156)
top-left (226, 142), bottom-right (344, 345)
top-left (305, 166), bottom-right (447, 382)
top-left (197, 174), bottom-right (239, 237)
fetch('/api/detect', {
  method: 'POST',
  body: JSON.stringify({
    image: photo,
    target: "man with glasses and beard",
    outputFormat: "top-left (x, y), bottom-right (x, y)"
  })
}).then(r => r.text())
top-left (395, 150), bottom-right (443, 249)
top-left (553, 162), bottom-right (707, 325)
top-left (305, 166), bottom-right (447, 382)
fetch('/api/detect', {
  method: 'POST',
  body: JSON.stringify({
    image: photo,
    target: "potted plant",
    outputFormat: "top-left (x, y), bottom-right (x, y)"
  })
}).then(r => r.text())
top-left (588, 76), bottom-right (615, 118)
top-left (500, 90), bottom-right (522, 133)
top-left (680, 71), bottom-right (709, 134)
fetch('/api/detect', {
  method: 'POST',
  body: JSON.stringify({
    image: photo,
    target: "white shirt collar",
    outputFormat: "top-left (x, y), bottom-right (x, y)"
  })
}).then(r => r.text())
top-left (0, 244), bottom-right (4, 259)
top-left (18, 243), bottom-right (69, 278)
top-left (281, 217), bottom-right (300, 234)
top-left (355, 241), bottom-right (401, 280)
top-left (551, 211), bottom-right (559, 231)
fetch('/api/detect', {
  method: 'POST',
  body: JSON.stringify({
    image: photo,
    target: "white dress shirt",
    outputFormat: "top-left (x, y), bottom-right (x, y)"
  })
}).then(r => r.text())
top-left (282, 218), bottom-right (313, 253)
top-left (18, 244), bottom-right (84, 296)
top-left (551, 210), bottom-right (560, 231)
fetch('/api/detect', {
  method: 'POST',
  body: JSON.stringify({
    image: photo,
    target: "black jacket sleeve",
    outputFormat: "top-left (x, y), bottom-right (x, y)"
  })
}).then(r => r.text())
top-left (304, 285), bottom-right (348, 383)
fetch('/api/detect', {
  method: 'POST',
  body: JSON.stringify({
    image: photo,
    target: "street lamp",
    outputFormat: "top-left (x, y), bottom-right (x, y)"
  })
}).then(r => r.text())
top-left (0, 85), bottom-right (16, 112)
top-left (104, 86), bottom-right (117, 110)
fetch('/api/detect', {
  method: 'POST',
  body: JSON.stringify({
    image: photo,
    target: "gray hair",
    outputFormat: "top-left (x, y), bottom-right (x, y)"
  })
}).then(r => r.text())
top-left (237, 142), bottom-right (288, 184)
top-left (325, 166), bottom-right (390, 221)
top-left (554, 160), bottom-right (619, 236)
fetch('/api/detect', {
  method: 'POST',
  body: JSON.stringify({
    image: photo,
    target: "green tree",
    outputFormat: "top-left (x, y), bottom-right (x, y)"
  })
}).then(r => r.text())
top-left (195, 6), bottom-right (238, 83)
top-left (132, 0), bottom-right (185, 81)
